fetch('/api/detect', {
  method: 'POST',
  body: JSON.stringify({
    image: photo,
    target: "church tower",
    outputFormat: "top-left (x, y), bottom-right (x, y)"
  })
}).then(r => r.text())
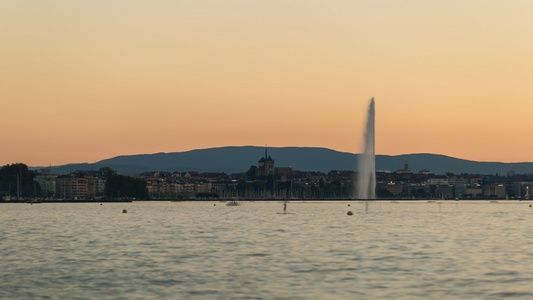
top-left (257, 145), bottom-right (274, 176)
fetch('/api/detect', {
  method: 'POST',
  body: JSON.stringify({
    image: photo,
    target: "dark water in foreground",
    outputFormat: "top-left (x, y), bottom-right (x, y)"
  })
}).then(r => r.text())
top-left (2, 201), bottom-right (533, 299)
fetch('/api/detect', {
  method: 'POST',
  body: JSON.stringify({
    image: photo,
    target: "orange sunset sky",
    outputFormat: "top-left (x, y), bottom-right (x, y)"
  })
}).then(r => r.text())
top-left (1, 1), bottom-right (532, 167)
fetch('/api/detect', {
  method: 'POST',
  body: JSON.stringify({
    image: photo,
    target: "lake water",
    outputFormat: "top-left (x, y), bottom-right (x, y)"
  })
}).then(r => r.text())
top-left (2, 200), bottom-right (533, 299)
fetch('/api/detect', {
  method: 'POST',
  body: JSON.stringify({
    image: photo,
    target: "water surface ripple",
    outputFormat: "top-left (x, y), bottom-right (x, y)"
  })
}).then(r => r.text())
top-left (2, 201), bottom-right (533, 299)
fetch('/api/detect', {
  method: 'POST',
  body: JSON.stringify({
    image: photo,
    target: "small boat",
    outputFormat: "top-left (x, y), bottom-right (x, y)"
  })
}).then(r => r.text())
top-left (226, 198), bottom-right (240, 206)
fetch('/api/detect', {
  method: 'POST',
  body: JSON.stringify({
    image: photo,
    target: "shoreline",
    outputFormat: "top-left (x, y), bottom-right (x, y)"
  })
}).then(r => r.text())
top-left (1, 198), bottom-right (529, 203)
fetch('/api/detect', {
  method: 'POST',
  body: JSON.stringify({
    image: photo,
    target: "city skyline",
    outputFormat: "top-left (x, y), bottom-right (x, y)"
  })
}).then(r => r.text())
top-left (2, 1), bottom-right (533, 166)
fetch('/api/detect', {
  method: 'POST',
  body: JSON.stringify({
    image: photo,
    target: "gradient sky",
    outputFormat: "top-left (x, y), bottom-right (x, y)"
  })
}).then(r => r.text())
top-left (1, 0), bottom-right (532, 166)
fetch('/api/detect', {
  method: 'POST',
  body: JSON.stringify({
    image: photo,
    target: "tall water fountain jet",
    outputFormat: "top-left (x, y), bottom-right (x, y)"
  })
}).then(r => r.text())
top-left (356, 98), bottom-right (376, 199)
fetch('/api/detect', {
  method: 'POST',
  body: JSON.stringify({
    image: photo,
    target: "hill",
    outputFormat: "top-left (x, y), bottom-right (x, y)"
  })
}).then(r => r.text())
top-left (38, 146), bottom-right (533, 175)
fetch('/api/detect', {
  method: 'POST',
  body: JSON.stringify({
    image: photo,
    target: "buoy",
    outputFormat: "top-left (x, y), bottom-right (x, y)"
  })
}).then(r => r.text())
top-left (347, 211), bottom-right (353, 215)
top-left (529, 205), bottom-right (532, 207)
top-left (214, 204), bottom-right (216, 206)
top-left (348, 204), bottom-right (351, 206)
top-left (122, 209), bottom-right (127, 213)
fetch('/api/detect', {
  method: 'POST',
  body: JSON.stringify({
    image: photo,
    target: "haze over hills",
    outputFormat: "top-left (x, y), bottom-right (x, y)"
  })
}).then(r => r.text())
top-left (37, 146), bottom-right (533, 175)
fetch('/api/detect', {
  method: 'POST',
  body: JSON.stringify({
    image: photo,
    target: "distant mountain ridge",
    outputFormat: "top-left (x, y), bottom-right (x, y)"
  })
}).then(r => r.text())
top-left (36, 146), bottom-right (533, 175)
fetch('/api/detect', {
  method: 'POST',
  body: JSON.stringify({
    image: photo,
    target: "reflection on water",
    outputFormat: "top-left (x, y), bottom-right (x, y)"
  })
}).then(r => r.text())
top-left (2, 201), bottom-right (533, 299)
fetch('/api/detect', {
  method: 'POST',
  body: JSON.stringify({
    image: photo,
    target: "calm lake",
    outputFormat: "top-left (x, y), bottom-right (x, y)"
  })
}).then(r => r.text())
top-left (2, 201), bottom-right (533, 299)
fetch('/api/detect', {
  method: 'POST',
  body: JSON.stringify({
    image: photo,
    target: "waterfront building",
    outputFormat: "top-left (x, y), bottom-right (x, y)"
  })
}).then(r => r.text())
top-left (55, 172), bottom-right (97, 199)
top-left (34, 169), bottom-right (57, 198)
top-left (482, 184), bottom-right (506, 198)
top-left (433, 185), bottom-right (454, 199)
top-left (427, 178), bottom-right (449, 185)
top-left (405, 183), bottom-right (430, 196)
top-left (466, 187), bottom-right (482, 197)
top-left (453, 184), bottom-right (468, 198)
top-left (386, 182), bottom-right (403, 196)
top-left (95, 177), bottom-right (106, 196)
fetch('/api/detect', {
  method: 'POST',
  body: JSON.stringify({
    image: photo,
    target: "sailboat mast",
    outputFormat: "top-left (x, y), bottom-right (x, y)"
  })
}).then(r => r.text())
top-left (17, 172), bottom-right (20, 201)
